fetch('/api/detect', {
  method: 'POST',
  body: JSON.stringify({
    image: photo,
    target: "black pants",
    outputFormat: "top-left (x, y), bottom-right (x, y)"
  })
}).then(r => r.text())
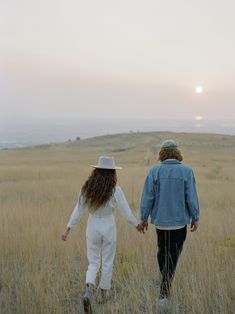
top-left (156, 226), bottom-right (187, 298)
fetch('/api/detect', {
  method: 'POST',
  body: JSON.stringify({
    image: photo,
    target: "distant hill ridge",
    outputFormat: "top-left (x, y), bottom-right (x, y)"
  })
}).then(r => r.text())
top-left (17, 131), bottom-right (235, 152)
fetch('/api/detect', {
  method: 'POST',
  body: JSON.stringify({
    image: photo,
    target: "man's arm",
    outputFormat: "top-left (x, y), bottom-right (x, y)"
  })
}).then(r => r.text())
top-left (185, 169), bottom-right (200, 230)
top-left (140, 169), bottom-right (156, 224)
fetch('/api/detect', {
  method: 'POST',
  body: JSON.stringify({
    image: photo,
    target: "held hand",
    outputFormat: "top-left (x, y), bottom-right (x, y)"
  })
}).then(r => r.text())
top-left (136, 224), bottom-right (145, 233)
top-left (62, 230), bottom-right (70, 241)
top-left (190, 220), bottom-right (199, 232)
top-left (140, 220), bottom-right (148, 232)
top-left (136, 220), bottom-right (148, 234)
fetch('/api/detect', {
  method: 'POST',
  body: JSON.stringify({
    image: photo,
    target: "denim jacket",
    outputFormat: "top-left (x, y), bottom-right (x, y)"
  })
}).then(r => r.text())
top-left (140, 160), bottom-right (200, 226)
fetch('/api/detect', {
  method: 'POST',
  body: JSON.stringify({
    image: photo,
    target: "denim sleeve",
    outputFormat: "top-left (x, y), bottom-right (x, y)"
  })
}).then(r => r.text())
top-left (185, 170), bottom-right (200, 222)
top-left (140, 169), bottom-right (156, 221)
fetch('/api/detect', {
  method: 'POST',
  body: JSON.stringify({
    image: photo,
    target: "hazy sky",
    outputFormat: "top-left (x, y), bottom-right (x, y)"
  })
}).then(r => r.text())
top-left (1, 0), bottom-right (235, 120)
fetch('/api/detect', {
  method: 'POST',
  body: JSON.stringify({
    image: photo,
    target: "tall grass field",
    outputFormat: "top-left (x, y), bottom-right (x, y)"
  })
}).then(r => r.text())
top-left (0, 132), bottom-right (235, 313)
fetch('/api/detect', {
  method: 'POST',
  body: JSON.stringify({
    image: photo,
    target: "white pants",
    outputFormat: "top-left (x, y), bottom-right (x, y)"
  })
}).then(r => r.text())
top-left (86, 214), bottom-right (117, 290)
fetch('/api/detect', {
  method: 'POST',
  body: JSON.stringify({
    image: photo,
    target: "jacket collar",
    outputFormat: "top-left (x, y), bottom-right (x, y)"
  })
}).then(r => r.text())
top-left (162, 159), bottom-right (181, 164)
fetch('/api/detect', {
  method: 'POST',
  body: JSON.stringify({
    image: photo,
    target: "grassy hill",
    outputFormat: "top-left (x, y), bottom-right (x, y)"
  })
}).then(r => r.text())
top-left (0, 132), bottom-right (235, 313)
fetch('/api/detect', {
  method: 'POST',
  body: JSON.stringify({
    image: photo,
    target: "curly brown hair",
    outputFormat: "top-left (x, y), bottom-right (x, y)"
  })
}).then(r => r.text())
top-left (81, 168), bottom-right (117, 210)
top-left (158, 148), bottom-right (183, 162)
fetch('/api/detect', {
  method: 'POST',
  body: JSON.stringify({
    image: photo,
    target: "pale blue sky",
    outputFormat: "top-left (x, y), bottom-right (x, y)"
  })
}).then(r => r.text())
top-left (1, 0), bottom-right (235, 120)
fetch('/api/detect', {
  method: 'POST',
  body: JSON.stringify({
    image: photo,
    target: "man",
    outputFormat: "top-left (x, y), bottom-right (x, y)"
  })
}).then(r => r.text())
top-left (140, 139), bottom-right (200, 306)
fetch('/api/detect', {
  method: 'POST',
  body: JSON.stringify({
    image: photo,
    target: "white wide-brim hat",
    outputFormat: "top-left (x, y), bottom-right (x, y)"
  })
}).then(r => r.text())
top-left (91, 156), bottom-right (122, 170)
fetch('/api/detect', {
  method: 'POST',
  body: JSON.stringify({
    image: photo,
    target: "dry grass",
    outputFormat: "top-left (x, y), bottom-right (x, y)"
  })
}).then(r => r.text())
top-left (0, 131), bottom-right (235, 313)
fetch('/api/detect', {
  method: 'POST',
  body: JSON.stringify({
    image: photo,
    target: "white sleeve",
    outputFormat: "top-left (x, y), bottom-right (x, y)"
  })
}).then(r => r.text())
top-left (67, 194), bottom-right (85, 228)
top-left (114, 186), bottom-right (139, 227)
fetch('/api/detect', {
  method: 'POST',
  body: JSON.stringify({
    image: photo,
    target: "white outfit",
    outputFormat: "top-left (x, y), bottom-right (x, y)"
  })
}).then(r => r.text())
top-left (67, 185), bottom-right (138, 290)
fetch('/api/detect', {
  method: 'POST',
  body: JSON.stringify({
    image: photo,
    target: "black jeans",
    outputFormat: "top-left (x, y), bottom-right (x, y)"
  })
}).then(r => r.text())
top-left (156, 226), bottom-right (187, 298)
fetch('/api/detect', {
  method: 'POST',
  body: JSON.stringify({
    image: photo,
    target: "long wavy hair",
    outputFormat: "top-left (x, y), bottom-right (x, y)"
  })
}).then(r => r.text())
top-left (158, 148), bottom-right (183, 162)
top-left (81, 168), bottom-right (117, 210)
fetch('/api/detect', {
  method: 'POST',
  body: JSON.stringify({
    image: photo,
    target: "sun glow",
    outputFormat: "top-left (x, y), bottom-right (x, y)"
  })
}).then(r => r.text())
top-left (195, 115), bottom-right (203, 121)
top-left (195, 86), bottom-right (203, 94)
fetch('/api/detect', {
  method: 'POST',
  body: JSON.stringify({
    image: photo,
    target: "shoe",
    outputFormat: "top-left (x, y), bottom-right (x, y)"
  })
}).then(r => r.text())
top-left (159, 297), bottom-right (169, 305)
top-left (158, 298), bottom-right (171, 313)
top-left (82, 284), bottom-right (94, 313)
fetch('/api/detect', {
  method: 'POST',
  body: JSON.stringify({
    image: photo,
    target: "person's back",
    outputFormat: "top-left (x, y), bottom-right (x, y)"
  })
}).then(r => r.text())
top-left (62, 156), bottom-right (140, 313)
top-left (86, 185), bottom-right (140, 226)
top-left (145, 160), bottom-right (199, 226)
top-left (140, 139), bottom-right (200, 305)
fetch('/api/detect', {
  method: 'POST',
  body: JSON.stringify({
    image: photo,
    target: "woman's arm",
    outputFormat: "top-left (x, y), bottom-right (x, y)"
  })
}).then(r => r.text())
top-left (114, 186), bottom-right (139, 228)
top-left (62, 194), bottom-right (85, 241)
top-left (114, 186), bottom-right (139, 227)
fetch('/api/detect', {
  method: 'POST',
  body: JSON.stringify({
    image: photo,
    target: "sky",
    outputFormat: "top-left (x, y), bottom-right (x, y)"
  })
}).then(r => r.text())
top-left (1, 0), bottom-right (235, 121)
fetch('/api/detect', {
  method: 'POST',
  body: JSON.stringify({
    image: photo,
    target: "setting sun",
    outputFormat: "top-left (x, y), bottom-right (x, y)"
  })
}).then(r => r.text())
top-left (195, 115), bottom-right (204, 121)
top-left (196, 86), bottom-right (203, 94)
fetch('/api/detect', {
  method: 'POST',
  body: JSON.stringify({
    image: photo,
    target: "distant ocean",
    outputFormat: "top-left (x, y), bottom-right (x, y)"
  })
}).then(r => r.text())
top-left (1, 117), bottom-right (235, 150)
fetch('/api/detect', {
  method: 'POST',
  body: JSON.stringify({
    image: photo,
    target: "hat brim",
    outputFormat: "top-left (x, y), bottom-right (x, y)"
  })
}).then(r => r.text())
top-left (91, 165), bottom-right (122, 170)
top-left (161, 146), bottom-right (178, 149)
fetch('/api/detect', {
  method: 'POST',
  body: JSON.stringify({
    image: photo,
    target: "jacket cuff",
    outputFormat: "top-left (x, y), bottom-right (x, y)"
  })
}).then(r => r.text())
top-left (141, 213), bottom-right (149, 221)
top-left (67, 223), bottom-right (74, 229)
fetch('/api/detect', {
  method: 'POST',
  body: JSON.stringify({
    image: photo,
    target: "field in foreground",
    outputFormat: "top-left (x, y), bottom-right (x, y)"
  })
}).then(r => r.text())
top-left (0, 131), bottom-right (235, 314)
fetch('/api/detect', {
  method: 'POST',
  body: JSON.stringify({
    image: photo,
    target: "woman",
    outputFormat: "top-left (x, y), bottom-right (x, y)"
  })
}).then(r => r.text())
top-left (62, 156), bottom-right (141, 313)
top-left (140, 140), bottom-right (200, 307)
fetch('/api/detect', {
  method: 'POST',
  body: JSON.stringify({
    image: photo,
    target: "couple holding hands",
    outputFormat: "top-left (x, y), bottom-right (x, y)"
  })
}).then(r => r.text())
top-left (62, 139), bottom-right (200, 313)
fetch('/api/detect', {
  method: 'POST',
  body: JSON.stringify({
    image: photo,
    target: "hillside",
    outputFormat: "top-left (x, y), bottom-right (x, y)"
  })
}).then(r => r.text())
top-left (0, 131), bottom-right (235, 313)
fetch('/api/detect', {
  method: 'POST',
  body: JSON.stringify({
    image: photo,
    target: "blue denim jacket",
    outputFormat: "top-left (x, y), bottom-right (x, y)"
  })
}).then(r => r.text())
top-left (140, 160), bottom-right (200, 226)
